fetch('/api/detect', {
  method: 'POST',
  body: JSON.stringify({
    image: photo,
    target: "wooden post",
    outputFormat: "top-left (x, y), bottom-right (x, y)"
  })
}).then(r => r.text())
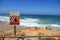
top-left (17, 37), bottom-right (25, 40)
top-left (3, 37), bottom-right (4, 40)
top-left (39, 37), bottom-right (41, 40)
top-left (0, 38), bottom-right (4, 40)
top-left (58, 37), bottom-right (60, 40)
top-left (22, 38), bottom-right (25, 40)
top-left (14, 26), bottom-right (16, 36)
top-left (17, 37), bottom-right (20, 40)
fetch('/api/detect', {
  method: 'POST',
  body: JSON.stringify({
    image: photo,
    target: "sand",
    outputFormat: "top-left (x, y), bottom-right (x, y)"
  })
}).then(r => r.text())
top-left (0, 21), bottom-right (60, 40)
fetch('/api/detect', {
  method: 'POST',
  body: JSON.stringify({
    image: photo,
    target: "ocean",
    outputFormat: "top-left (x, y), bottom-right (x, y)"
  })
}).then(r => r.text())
top-left (0, 14), bottom-right (60, 30)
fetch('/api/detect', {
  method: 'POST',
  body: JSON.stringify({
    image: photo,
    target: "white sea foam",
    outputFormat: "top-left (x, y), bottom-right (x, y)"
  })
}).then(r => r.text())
top-left (20, 18), bottom-right (60, 27)
top-left (0, 16), bottom-right (9, 22)
top-left (0, 16), bottom-right (60, 28)
top-left (50, 24), bottom-right (60, 27)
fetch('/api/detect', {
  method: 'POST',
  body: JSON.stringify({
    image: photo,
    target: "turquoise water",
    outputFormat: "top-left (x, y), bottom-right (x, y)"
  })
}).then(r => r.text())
top-left (0, 14), bottom-right (60, 30)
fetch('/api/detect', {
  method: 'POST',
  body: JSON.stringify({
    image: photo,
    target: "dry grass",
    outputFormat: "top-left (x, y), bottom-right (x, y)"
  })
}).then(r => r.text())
top-left (0, 27), bottom-right (60, 40)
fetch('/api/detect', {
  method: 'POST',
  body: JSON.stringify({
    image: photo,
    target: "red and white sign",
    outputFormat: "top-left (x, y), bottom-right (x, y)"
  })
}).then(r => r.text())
top-left (10, 11), bottom-right (20, 25)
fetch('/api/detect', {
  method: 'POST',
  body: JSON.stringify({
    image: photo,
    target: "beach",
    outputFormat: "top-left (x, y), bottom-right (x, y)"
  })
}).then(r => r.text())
top-left (0, 20), bottom-right (60, 40)
top-left (0, 14), bottom-right (60, 40)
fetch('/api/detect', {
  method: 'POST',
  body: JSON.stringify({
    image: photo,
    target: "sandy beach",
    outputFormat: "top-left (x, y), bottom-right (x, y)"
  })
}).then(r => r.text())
top-left (0, 21), bottom-right (60, 40)
top-left (0, 20), bottom-right (60, 35)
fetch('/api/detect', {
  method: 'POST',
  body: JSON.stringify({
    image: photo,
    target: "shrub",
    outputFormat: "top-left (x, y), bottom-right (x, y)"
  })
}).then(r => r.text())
top-left (42, 38), bottom-right (56, 40)
top-left (20, 32), bottom-right (26, 36)
top-left (26, 38), bottom-right (31, 40)
top-left (3, 33), bottom-right (12, 36)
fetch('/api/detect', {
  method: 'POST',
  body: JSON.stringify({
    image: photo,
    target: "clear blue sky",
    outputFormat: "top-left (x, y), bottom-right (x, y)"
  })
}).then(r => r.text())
top-left (0, 0), bottom-right (60, 15)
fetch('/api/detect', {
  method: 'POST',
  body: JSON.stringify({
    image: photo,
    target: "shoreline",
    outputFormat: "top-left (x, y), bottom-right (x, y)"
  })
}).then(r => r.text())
top-left (0, 20), bottom-right (60, 30)
top-left (0, 21), bottom-right (60, 40)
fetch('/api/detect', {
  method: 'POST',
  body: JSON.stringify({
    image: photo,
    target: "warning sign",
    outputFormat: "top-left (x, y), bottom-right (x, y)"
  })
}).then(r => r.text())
top-left (10, 11), bottom-right (20, 25)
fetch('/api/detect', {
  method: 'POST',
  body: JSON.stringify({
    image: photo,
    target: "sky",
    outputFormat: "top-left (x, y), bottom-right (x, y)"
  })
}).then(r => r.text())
top-left (0, 0), bottom-right (60, 15)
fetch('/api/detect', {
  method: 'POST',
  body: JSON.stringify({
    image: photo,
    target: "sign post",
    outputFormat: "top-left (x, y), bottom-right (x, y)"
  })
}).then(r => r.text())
top-left (10, 11), bottom-right (20, 36)
top-left (14, 25), bottom-right (16, 36)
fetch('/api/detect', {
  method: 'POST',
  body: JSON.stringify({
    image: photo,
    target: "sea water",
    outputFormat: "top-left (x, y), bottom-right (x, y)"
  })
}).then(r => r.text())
top-left (0, 14), bottom-right (60, 30)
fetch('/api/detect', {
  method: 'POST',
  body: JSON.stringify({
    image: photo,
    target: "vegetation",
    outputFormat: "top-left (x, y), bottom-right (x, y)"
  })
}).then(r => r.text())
top-left (38, 33), bottom-right (45, 36)
top-left (17, 33), bottom-right (21, 36)
top-left (20, 32), bottom-right (26, 36)
top-left (3, 33), bottom-right (13, 36)
top-left (45, 27), bottom-right (51, 30)
top-left (26, 38), bottom-right (31, 40)
top-left (34, 27), bottom-right (38, 30)
top-left (0, 33), bottom-right (13, 36)
top-left (42, 38), bottom-right (56, 40)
